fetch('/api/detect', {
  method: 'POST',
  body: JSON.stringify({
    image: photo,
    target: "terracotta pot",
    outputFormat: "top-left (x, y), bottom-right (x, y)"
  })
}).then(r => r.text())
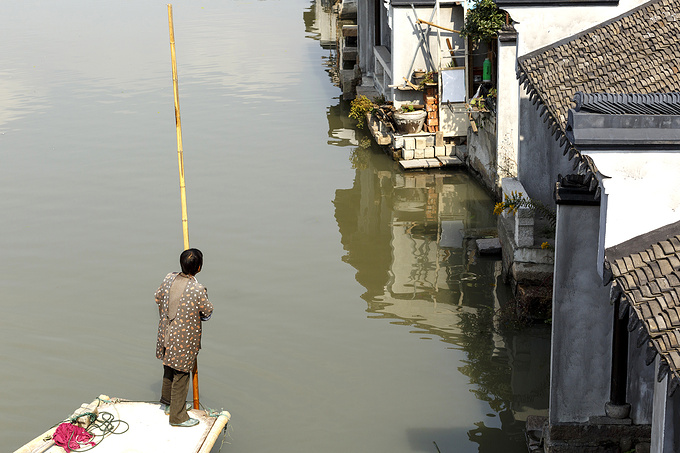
top-left (393, 109), bottom-right (427, 134)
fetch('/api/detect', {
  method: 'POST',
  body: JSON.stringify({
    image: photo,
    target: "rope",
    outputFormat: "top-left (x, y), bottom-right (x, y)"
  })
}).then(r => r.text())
top-left (67, 411), bottom-right (129, 451)
top-left (200, 404), bottom-right (223, 418)
top-left (48, 399), bottom-right (129, 452)
top-left (217, 423), bottom-right (231, 453)
top-left (47, 399), bottom-right (229, 451)
top-left (198, 403), bottom-right (231, 453)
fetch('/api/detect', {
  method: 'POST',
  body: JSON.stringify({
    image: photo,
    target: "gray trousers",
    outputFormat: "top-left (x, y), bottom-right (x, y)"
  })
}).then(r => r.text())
top-left (160, 365), bottom-right (190, 425)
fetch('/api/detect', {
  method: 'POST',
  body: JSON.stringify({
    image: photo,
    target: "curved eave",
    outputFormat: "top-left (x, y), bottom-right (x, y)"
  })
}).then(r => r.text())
top-left (516, 61), bottom-right (602, 199)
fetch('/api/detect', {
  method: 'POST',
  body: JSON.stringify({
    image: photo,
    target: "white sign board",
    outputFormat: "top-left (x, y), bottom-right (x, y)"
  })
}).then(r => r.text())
top-left (441, 68), bottom-right (466, 104)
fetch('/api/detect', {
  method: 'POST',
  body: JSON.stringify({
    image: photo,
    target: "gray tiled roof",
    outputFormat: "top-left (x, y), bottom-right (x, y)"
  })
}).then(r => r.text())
top-left (574, 92), bottom-right (680, 115)
top-left (566, 91), bottom-right (680, 148)
top-left (606, 220), bottom-right (680, 392)
top-left (516, 0), bottom-right (680, 149)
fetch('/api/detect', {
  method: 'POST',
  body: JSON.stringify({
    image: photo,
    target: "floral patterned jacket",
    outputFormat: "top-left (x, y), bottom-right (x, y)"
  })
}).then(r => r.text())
top-left (155, 272), bottom-right (213, 373)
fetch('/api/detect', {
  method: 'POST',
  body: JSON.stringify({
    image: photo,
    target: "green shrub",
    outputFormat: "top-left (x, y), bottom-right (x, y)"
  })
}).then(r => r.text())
top-left (349, 95), bottom-right (375, 129)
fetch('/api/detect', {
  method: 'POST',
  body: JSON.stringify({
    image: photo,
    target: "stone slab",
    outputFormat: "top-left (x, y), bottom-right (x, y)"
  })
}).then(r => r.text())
top-left (477, 237), bottom-right (502, 255)
top-left (399, 159), bottom-right (442, 170)
top-left (435, 131), bottom-right (444, 147)
top-left (589, 416), bottom-right (632, 426)
top-left (398, 156), bottom-right (464, 171)
top-left (438, 156), bottom-right (463, 166)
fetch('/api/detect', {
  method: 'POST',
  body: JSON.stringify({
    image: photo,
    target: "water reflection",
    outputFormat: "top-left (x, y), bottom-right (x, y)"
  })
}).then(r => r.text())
top-left (333, 139), bottom-right (497, 317)
top-left (331, 126), bottom-right (550, 450)
top-left (0, 0), bottom-right (550, 450)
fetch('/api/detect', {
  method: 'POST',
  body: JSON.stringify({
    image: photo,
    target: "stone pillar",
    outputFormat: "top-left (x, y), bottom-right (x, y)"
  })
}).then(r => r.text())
top-left (496, 24), bottom-right (519, 180)
top-left (357, 0), bottom-right (375, 76)
top-left (650, 357), bottom-right (668, 453)
top-left (550, 178), bottom-right (612, 424)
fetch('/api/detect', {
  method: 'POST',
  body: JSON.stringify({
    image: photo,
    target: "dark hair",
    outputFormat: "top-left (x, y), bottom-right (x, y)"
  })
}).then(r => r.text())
top-left (180, 248), bottom-right (203, 275)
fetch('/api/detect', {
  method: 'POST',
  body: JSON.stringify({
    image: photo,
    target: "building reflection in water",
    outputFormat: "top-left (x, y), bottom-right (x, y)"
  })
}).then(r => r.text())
top-left (333, 137), bottom-right (550, 450)
top-left (305, 0), bottom-right (549, 444)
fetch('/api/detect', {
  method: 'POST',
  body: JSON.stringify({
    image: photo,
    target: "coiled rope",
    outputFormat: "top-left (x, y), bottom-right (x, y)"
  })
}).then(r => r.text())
top-left (49, 398), bottom-right (229, 452)
top-left (48, 398), bottom-right (129, 452)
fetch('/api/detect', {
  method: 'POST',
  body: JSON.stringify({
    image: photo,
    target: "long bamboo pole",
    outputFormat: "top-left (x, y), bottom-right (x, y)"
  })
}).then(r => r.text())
top-left (168, 4), bottom-right (190, 251)
top-left (167, 3), bottom-right (200, 410)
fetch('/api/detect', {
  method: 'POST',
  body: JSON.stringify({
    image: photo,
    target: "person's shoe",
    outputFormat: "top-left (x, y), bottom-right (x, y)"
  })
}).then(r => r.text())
top-left (170, 417), bottom-right (199, 427)
top-left (162, 402), bottom-right (193, 415)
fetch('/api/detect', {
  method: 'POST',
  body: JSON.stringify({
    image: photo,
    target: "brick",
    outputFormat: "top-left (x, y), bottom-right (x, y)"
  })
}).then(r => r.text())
top-left (404, 137), bottom-right (416, 149)
top-left (402, 148), bottom-right (415, 160)
top-left (415, 137), bottom-right (427, 149)
top-left (393, 135), bottom-right (404, 149)
top-left (425, 135), bottom-right (435, 147)
top-left (424, 146), bottom-right (435, 158)
top-left (435, 146), bottom-right (446, 157)
top-left (414, 148), bottom-right (425, 159)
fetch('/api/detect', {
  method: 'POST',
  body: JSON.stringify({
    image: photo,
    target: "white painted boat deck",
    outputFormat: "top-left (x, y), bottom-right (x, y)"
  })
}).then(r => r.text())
top-left (15, 396), bottom-right (230, 453)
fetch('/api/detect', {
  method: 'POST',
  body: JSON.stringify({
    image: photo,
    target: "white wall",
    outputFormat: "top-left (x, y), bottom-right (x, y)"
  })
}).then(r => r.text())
top-left (390, 5), bottom-right (465, 105)
top-left (498, 0), bottom-right (649, 205)
top-left (587, 152), bottom-right (680, 250)
top-left (505, 0), bottom-right (649, 56)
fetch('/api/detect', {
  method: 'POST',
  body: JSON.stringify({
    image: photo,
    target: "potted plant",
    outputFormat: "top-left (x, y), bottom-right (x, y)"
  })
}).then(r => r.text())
top-left (393, 104), bottom-right (427, 134)
top-left (411, 69), bottom-right (426, 85)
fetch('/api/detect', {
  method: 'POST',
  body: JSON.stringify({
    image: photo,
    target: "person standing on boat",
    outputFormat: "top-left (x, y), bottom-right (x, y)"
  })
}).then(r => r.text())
top-left (155, 248), bottom-right (213, 427)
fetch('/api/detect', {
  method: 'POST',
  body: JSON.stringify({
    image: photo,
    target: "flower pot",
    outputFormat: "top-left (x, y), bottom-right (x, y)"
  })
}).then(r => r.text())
top-left (412, 70), bottom-right (426, 85)
top-left (393, 109), bottom-right (427, 134)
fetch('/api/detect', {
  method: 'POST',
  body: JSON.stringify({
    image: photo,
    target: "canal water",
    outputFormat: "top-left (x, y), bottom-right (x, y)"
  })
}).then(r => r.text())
top-left (0, 1), bottom-right (549, 452)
